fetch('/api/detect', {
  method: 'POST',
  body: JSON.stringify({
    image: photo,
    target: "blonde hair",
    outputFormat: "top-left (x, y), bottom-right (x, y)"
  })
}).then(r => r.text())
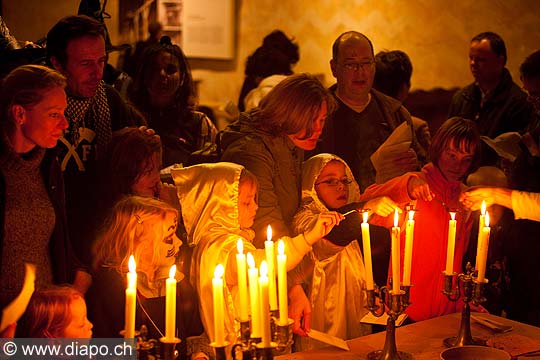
top-left (16, 286), bottom-right (82, 338)
top-left (93, 196), bottom-right (178, 278)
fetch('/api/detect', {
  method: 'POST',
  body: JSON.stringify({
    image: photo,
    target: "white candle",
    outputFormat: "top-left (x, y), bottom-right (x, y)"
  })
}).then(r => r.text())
top-left (476, 212), bottom-right (491, 283)
top-left (475, 200), bottom-right (487, 271)
top-left (403, 209), bottom-right (415, 286)
top-left (259, 260), bottom-right (271, 347)
top-left (236, 239), bottom-right (249, 322)
top-left (361, 211), bottom-right (374, 290)
top-left (445, 212), bottom-right (457, 275)
top-left (265, 226), bottom-right (278, 311)
top-left (124, 255), bottom-right (137, 338)
top-left (277, 240), bottom-right (288, 325)
top-left (165, 264), bottom-right (177, 340)
top-left (212, 264), bottom-right (225, 346)
top-left (391, 209), bottom-right (401, 293)
top-left (247, 253), bottom-right (261, 338)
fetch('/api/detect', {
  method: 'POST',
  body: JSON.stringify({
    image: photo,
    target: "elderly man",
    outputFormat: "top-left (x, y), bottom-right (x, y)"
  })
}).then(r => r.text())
top-left (448, 32), bottom-right (532, 138)
top-left (315, 31), bottom-right (428, 191)
top-left (47, 15), bottom-right (144, 266)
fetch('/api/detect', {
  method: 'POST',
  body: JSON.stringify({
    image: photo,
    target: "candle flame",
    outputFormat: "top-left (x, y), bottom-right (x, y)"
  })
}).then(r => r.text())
top-left (450, 211), bottom-right (456, 221)
top-left (481, 200), bottom-right (486, 215)
top-left (278, 240), bottom-right (285, 255)
top-left (267, 225), bottom-right (272, 242)
top-left (393, 208), bottom-right (399, 228)
top-left (260, 260), bottom-right (268, 277)
top-left (214, 264), bottom-right (225, 279)
top-left (247, 252), bottom-right (255, 268)
top-left (128, 255), bottom-right (136, 273)
top-left (485, 212), bottom-right (490, 227)
top-left (363, 210), bottom-right (369, 223)
top-left (237, 239), bottom-right (244, 254)
top-left (169, 264), bottom-right (176, 279)
top-left (408, 210), bottom-right (415, 221)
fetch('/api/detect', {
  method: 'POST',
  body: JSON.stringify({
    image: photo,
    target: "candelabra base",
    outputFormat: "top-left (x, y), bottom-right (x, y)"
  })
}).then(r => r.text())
top-left (443, 335), bottom-right (486, 348)
top-left (367, 349), bottom-right (413, 360)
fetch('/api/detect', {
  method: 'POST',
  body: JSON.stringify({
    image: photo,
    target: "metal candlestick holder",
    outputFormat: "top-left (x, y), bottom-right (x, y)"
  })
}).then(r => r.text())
top-left (160, 336), bottom-right (181, 360)
top-left (211, 341), bottom-right (230, 360)
top-left (365, 285), bottom-right (412, 360)
top-left (441, 262), bottom-right (487, 347)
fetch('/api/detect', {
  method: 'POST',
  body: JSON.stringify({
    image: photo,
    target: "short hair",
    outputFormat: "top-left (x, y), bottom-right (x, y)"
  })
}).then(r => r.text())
top-left (46, 15), bottom-right (106, 67)
top-left (373, 50), bottom-right (413, 99)
top-left (471, 32), bottom-right (507, 66)
top-left (332, 31), bottom-right (374, 61)
top-left (102, 127), bottom-right (163, 205)
top-left (0, 64), bottom-right (66, 136)
top-left (253, 73), bottom-right (337, 138)
top-left (16, 286), bottom-right (82, 338)
top-left (130, 36), bottom-right (195, 116)
top-left (520, 50), bottom-right (540, 79)
top-left (430, 117), bottom-right (481, 178)
top-left (262, 30), bottom-right (300, 65)
top-left (93, 196), bottom-right (178, 276)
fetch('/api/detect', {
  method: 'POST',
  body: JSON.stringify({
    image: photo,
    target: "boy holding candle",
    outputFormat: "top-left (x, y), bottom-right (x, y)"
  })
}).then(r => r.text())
top-left (291, 153), bottom-right (400, 350)
top-left (171, 162), bottom-right (343, 347)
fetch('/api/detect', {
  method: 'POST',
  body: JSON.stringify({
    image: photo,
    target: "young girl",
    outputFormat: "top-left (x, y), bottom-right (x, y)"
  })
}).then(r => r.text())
top-left (362, 117), bottom-right (481, 322)
top-left (292, 153), bottom-right (398, 350)
top-left (86, 196), bottom-right (203, 346)
top-left (171, 162), bottom-right (343, 346)
top-left (16, 286), bottom-right (93, 338)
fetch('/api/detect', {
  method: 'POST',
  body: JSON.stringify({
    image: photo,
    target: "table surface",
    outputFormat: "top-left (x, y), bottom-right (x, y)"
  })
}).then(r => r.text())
top-left (275, 312), bottom-right (540, 360)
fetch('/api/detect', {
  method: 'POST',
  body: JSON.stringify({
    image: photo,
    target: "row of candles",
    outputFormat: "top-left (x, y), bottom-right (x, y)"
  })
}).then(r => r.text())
top-left (123, 201), bottom-right (491, 341)
top-left (361, 200), bottom-right (492, 294)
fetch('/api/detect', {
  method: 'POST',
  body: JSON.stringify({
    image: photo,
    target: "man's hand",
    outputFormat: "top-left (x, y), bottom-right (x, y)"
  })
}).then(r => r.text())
top-left (364, 196), bottom-right (400, 217)
top-left (288, 284), bottom-right (311, 336)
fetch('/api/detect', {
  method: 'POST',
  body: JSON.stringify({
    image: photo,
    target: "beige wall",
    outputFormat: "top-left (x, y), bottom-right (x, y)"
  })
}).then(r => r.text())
top-left (3, 0), bottom-right (540, 107)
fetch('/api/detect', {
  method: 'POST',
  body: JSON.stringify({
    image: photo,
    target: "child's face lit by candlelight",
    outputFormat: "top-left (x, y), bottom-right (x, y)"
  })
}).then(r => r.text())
top-left (238, 180), bottom-right (258, 229)
top-left (315, 160), bottom-right (350, 210)
top-left (62, 296), bottom-right (93, 338)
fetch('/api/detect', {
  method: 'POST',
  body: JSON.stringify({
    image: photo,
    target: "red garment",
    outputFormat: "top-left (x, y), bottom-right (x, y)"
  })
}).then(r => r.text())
top-left (361, 163), bottom-right (472, 321)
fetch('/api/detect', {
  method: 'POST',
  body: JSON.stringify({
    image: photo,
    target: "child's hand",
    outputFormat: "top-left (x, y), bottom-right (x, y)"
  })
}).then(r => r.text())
top-left (407, 176), bottom-right (433, 201)
top-left (364, 196), bottom-right (399, 217)
top-left (304, 211), bottom-right (344, 245)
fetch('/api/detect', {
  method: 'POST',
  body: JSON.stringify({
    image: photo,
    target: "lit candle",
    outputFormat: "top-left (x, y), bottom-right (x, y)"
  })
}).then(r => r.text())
top-left (247, 253), bottom-right (261, 338)
top-left (124, 255), bottom-right (137, 338)
top-left (236, 239), bottom-right (249, 322)
top-left (259, 260), bottom-right (271, 347)
top-left (403, 209), bottom-right (415, 286)
top-left (264, 226), bottom-right (278, 311)
top-left (476, 212), bottom-right (491, 283)
top-left (391, 209), bottom-right (401, 293)
top-left (165, 264), bottom-right (177, 340)
top-left (361, 210), bottom-right (374, 290)
top-left (277, 240), bottom-right (288, 325)
top-left (445, 212), bottom-right (457, 275)
top-left (212, 264), bottom-right (225, 346)
top-left (475, 200), bottom-right (487, 271)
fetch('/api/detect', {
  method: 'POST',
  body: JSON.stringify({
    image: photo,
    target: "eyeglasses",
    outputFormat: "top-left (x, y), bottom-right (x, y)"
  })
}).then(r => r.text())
top-left (315, 178), bottom-right (353, 187)
top-left (341, 60), bottom-right (375, 72)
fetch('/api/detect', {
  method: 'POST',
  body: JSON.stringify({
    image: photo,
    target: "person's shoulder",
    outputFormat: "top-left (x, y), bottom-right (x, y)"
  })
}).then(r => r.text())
top-left (371, 88), bottom-right (406, 113)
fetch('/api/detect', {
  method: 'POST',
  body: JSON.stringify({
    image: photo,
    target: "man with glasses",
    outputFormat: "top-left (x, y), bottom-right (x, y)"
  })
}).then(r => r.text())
top-left (316, 31), bottom-right (426, 192)
top-left (448, 32), bottom-right (532, 139)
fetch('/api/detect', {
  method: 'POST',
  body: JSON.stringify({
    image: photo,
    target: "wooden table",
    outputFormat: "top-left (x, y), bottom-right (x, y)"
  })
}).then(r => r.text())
top-left (276, 313), bottom-right (540, 359)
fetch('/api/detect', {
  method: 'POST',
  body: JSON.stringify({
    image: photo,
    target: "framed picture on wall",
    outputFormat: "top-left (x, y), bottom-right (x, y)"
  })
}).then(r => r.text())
top-left (157, 0), bottom-right (183, 30)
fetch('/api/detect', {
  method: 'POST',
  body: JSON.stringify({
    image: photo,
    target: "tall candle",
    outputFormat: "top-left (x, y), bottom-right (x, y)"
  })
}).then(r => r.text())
top-left (277, 240), bottom-right (288, 325)
top-left (265, 226), bottom-right (278, 311)
top-left (391, 209), bottom-right (401, 293)
top-left (259, 260), bottom-right (271, 347)
top-left (403, 209), bottom-right (415, 286)
top-left (445, 212), bottom-right (457, 275)
top-left (124, 255), bottom-right (137, 338)
top-left (212, 264), bottom-right (225, 346)
top-left (236, 239), bottom-right (249, 322)
top-left (475, 200), bottom-right (487, 270)
top-left (476, 212), bottom-right (491, 283)
top-left (247, 253), bottom-right (261, 338)
top-left (165, 264), bottom-right (177, 340)
top-left (361, 211), bottom-right (374, 290)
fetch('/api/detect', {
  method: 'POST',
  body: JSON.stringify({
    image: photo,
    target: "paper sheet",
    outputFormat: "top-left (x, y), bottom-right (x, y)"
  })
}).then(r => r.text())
top-left (307, 329), bottom-right (350, 351)
top-left (0, 263), bottom-right (36, 332)
top-left (360, 312), bottom-right (408, 326)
